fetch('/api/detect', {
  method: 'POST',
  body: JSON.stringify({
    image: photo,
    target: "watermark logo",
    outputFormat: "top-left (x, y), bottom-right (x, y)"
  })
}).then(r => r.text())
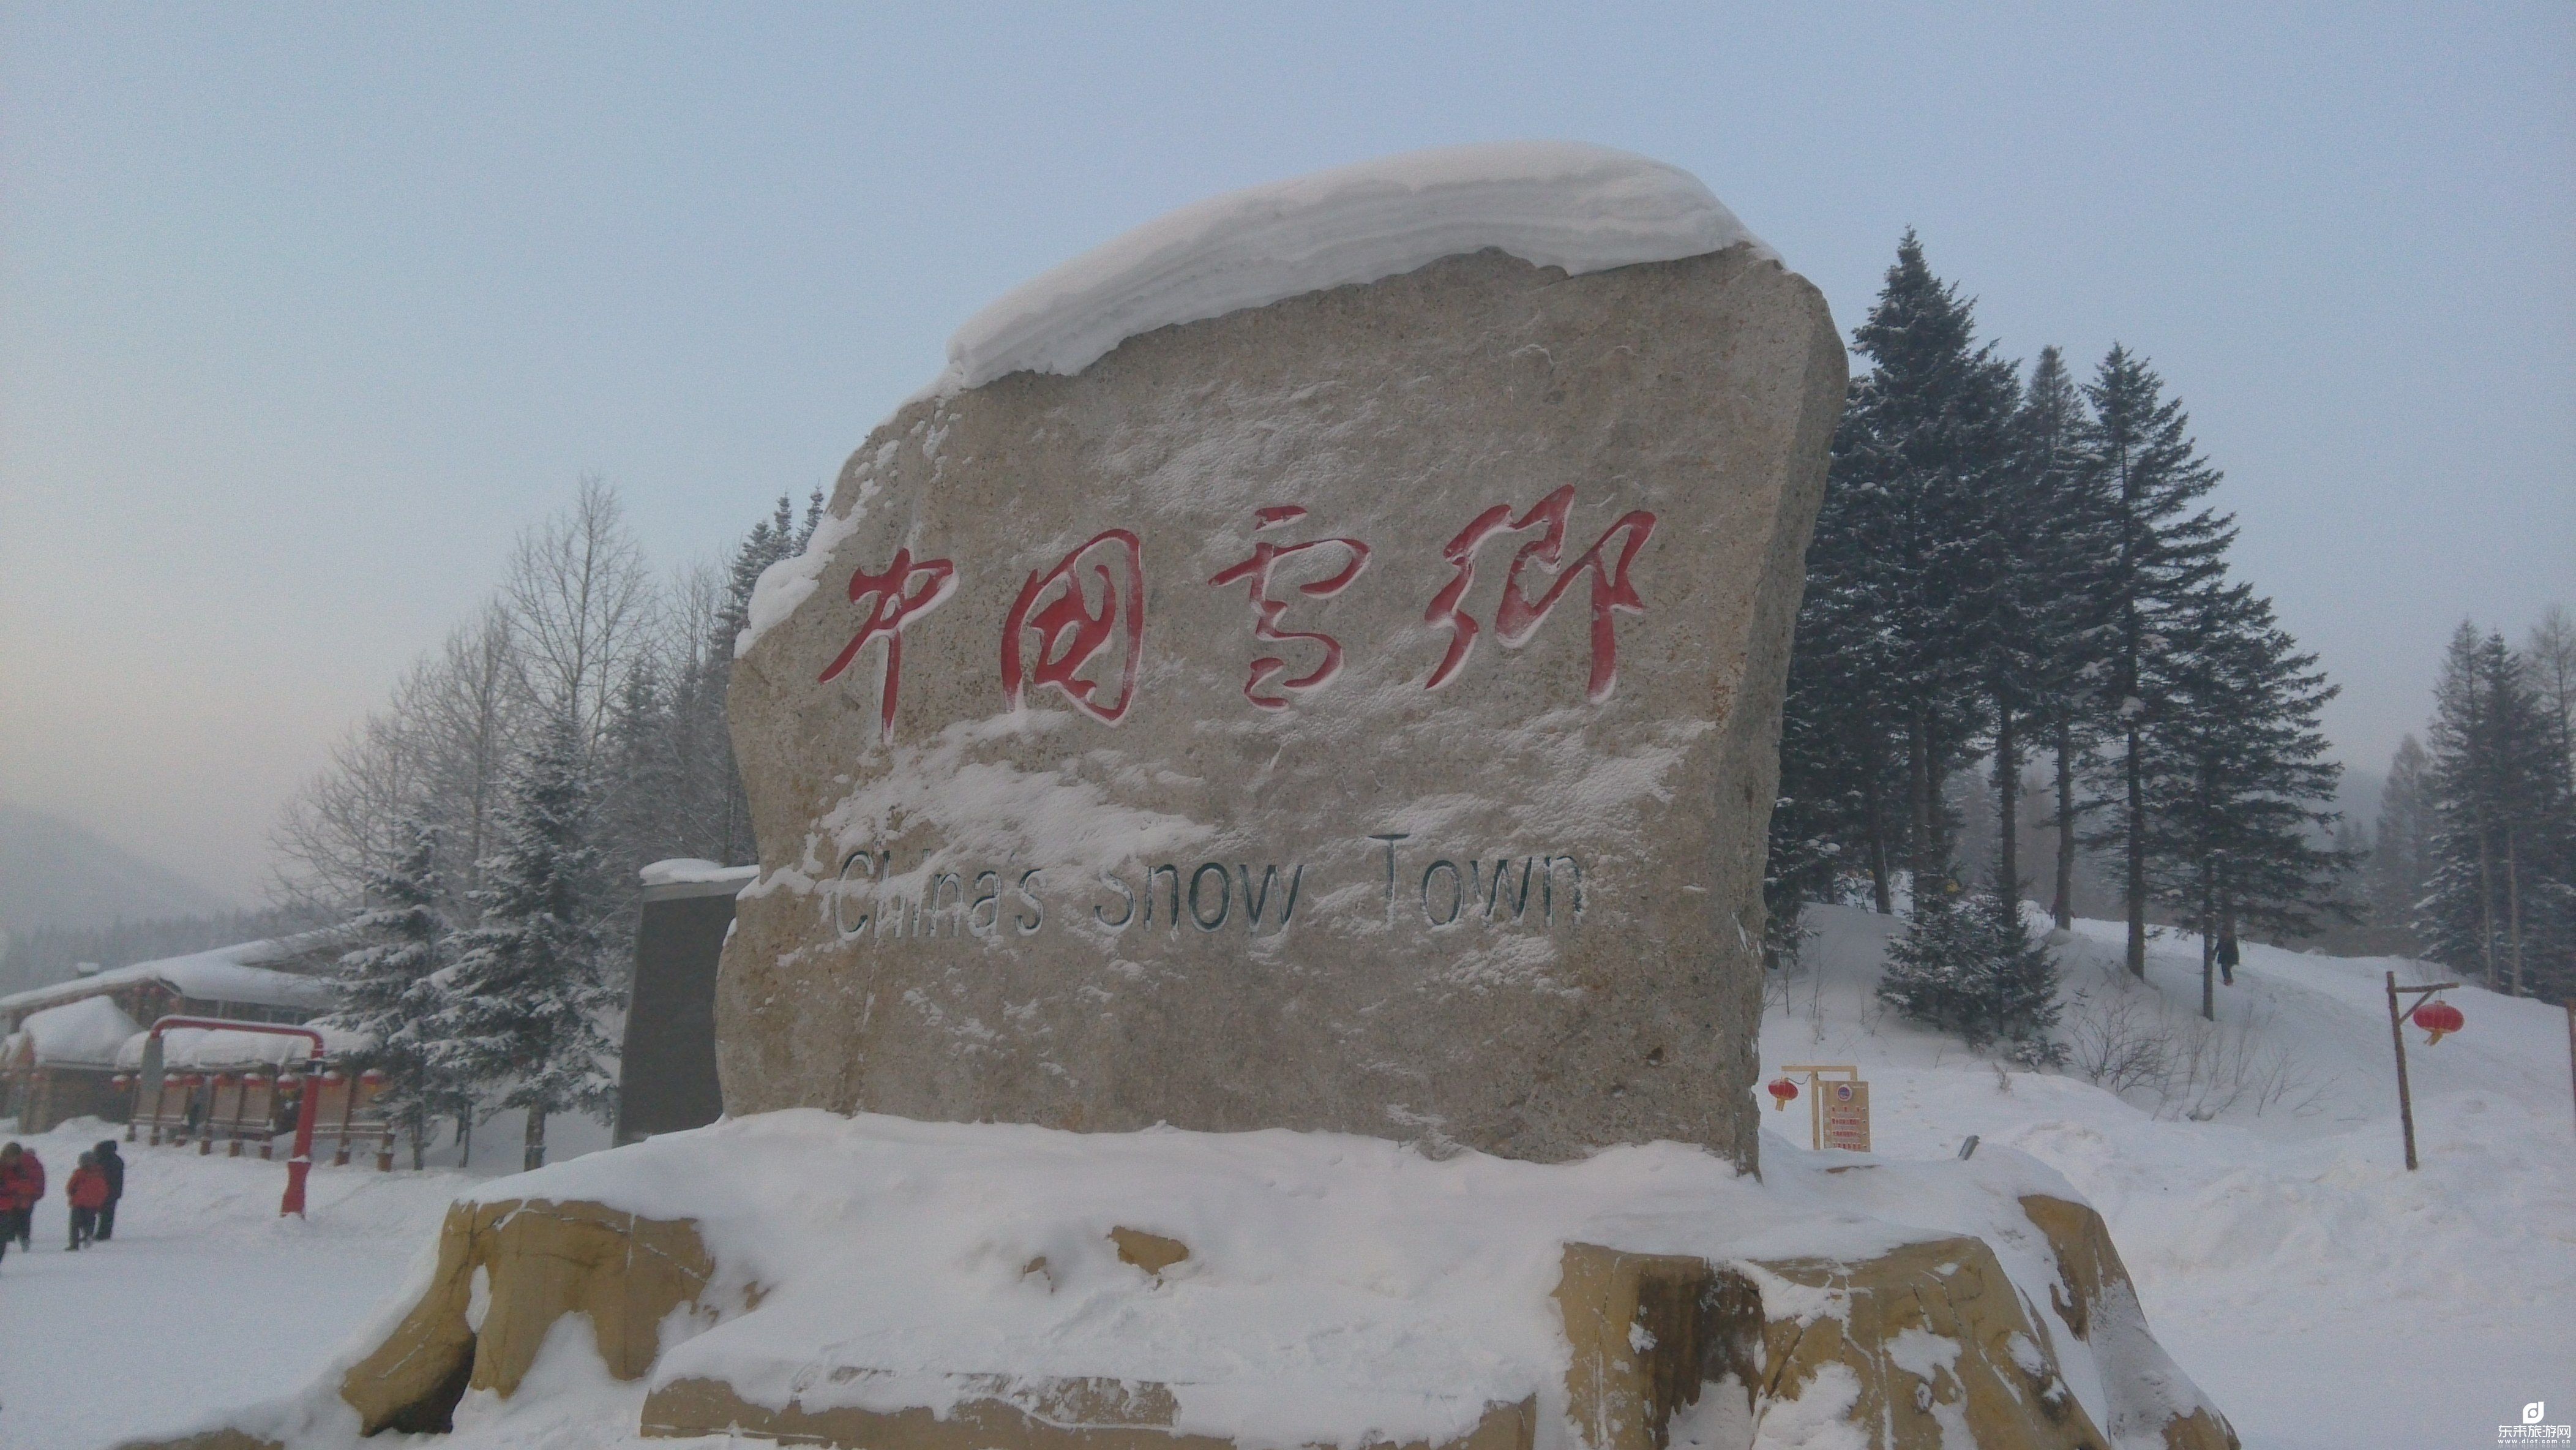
top-left (2503, 1400), bottom-right (2572, 1445)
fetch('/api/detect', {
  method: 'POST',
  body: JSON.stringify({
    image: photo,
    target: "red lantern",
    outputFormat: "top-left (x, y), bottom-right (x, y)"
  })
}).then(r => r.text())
top-left (1767, 1076), bottom-right (1800, 1112)
top-left (178, 1073), bottom-right (203, 1089)
top-left (245, 1073), bottom-right (272, 1091)
top-left (321, 1070), bottom-right (346, 1086)
top-left (111, 1074), bottom-right (133, 1090)
top-left (214, 1073), bottom-right (238, 1089)
top-left (359, 1069), bottom-right (388, 1088)
top-left (277, 1074), bottom-right (303, 1095)
top-left (2411, 999), bottom-right (2465, 1045)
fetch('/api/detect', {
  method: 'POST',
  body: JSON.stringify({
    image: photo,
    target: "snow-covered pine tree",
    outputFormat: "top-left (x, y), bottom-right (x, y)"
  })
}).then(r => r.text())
top-left (2072, 346), bottom-right (2236, 979)
top-left (2012, 347), bottom-right (2117, 930)
top-left (2368, 735), bottom-right (2435, 944)
top-left (2419, 625), bottom-right (2575, 997)
top-left (1876, 877), bottom-right (2062, 1057)
top-left (431, 715), bottom-right (621, 1171)
top-left (322, 817), bottom-right (468, 1170)
top-left (2135, 582), bottom-right (2350, 1016)
top-left (1878, 877), bottom-right (1978, 1029)
top-left (593, 658), bottom-right (684, 960)
top-left (1971, 889), bottom-right (2067, 1065)
top-left (1801, 232), bottom-right (2023, 898)
top-left (670, 491), bottom-right (823, 868)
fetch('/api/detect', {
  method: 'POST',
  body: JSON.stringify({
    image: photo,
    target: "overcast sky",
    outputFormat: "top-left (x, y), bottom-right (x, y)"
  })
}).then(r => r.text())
top-left (3, 4), bottom-right (2570, 904)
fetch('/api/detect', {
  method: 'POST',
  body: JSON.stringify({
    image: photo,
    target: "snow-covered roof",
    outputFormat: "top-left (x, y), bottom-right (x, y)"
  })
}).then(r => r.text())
top-left (113, 1022), bottom-right (372, 1072)
top-left (0, 931), bottom-right (346, 1016)
top-left (938, 140), bottom-right (1770, 393)
top-left (16, 996), bottom-right (144, 1067)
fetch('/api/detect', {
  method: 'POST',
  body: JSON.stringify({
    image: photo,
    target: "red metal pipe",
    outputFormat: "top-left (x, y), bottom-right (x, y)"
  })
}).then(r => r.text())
top-left (145, 1016), bottom-right (327, 1217)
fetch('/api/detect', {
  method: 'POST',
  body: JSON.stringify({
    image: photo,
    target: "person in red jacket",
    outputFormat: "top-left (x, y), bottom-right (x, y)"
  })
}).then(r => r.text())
top-left (13, 1146), bottom-right (41, 1250)
top-left (0, 1142), bottom-right (38, 1263)
top-left (65, 1151), bottom-right (110, 1250)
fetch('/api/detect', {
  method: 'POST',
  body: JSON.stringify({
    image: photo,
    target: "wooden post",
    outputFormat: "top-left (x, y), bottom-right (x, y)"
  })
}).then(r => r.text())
top-left (2387, 971), bottom-right (2419, 1172)
top-left (2565, 999), bottom-right (2574, 1136)
top-left (333, 1079), bottom-right (357, 1168)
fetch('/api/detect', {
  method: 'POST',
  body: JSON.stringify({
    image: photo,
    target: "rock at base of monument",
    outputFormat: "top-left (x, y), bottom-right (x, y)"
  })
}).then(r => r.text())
top-left (141, 1113), bottom-right (2236, 1450)
top-left (640, 1376), bottom-right (1535, 1450)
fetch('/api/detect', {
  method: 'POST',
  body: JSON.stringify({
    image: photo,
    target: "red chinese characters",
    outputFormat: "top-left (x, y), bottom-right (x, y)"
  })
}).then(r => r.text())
top-left (1423, 486), bottom-right (1657, 702)
top-left (1002, 529), bottom-right (1147, 724)
top-left (817, 549), bottom-right (959, 742)
top-left (1207, 506), bottom-right (1372, 708)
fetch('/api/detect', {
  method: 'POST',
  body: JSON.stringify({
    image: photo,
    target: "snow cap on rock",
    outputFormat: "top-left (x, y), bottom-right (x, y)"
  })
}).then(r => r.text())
top-left (940, 140), bottom-right (1771, 393)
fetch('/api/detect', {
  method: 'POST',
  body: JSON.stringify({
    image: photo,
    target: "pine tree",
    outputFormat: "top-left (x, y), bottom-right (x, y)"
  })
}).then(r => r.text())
top-left (430, 715), bottom-right (621, 1171)
top-left (2420, 625), bottom-right (2575, 997)
top-left (2525, 606), bottom-right (2576, 796)
top-left (322, 819), bottom-right (469, 1170)
top-left (595, 659), bottom-right (679, 953)
top-left (2012, 348), bottom-right (2117, 929)
top-left (2135, 582), bottom-right (2351, 1016)
top-left (1804, 232), bottom-right (2024, 900)
top-left (1991, 345), bottom-right (2117, 911)
top-left (2368, 735), bottom-right (2435, 942)
top-left (1877, 877), bottom-right (2063, 1057)
top-left (2072, 347), bottom-right (2236, 979)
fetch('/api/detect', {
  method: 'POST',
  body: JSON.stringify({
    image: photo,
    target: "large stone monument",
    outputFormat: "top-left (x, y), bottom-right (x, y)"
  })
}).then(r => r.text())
top-left (715, 143), bottom-right (1846, 1166)
top-left (130, 146), bottom-right (2239, 1450)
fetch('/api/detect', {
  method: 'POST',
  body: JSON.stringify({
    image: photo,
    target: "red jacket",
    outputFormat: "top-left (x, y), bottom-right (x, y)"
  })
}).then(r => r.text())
top-left (0, 1154), bottom-right (41, 1211)
top-left (67, 1166), bottom-right (110, 1211)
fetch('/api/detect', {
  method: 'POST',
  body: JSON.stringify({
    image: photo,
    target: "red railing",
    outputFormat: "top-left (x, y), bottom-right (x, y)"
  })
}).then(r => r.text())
top-left (144, 1016), bottom-right (324, 1217)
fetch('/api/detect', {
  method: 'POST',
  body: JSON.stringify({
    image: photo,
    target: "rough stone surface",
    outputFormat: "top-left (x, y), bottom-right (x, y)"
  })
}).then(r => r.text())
top-left (335, 1198), bottom-right (716, 1434)
top-left (640, 1378), bottom-right (1538, 1450)
top-left (719, 244), bottom-right (1844, 1165)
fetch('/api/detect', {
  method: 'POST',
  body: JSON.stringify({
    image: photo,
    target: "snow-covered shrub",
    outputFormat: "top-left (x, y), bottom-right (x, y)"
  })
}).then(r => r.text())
top-left (1876, 881), bottom-right (2064, 1062)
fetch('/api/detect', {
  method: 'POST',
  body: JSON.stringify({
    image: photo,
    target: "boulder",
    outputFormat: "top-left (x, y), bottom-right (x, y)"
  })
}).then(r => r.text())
top-left (720, 239), bottom-right (1844, 1168)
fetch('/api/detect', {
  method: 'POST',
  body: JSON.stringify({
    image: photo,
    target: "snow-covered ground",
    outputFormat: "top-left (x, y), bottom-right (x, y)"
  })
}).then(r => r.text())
top-left (1766, 906), bottom-right (2575, 1450)
top-left (2, 913), bottom-right (2567, 1449)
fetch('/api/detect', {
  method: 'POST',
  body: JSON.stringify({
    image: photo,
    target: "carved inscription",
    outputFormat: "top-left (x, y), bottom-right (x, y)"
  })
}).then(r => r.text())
top-left (1206, 505), bottom-right (1371, 709)
top-left (1001, 529), bottom-right (1147, 724)
top-left (825, 835), bottom-right (1588, 947)
top-left (816, 549), bottom-right (959, 741)
top-left (821, 487), bottom-right (1657, 733)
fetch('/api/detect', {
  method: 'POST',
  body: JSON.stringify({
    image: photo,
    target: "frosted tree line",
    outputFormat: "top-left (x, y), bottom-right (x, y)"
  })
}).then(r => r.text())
top-left (282, 478), bottom-right (817, 1168)
top-left (1773, 233), bottom-right (2351, 1049)
top-left (2367, 609), bottom-right (2576, 1002)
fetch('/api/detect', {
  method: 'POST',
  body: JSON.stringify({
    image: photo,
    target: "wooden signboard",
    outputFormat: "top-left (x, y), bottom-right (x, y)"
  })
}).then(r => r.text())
top-left (1819, 1078), bottom-right (1871, 1152)
top-left (1778, 1064), bottom-right (1871, 1153)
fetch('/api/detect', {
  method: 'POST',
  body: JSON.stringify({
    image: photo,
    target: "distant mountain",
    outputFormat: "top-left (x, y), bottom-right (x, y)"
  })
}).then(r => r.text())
top-left (0, 803), bottom-right (231, 934)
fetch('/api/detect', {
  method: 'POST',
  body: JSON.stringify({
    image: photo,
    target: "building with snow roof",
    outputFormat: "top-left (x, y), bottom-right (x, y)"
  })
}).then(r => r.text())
top-left (0, 930), bottom-right (348, 1133)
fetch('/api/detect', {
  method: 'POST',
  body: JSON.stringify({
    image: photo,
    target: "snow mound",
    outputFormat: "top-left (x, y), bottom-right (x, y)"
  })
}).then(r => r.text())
top-left (940, 140), bottom-right (1770, 393)
top-left (637, 858), bottom-right (759, 890)
top-left (178, 1109), bottom-right (2233, 1450)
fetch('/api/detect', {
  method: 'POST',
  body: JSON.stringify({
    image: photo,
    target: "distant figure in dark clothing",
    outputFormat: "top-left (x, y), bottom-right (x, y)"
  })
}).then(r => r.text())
top-left (93, 1141), bottom-right (125, 1241)
top-left (66, 1152), bottom-right (109, 1250)
top-left (2216, 926), bottom-right (2240, 986)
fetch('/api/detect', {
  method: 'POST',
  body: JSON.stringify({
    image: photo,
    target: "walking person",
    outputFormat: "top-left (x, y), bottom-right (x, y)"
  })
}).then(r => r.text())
top-left (92, 1140), bottom-right (125, 1241)
top-left (2216, 922), bottom-right (2241, 988)
top-left (65, 1152), bottom-right (108, 1250)
top-left (8, 1144), bottom-right (42, 1250)
top-left (0, 1143), bottom-right (30, 1265)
